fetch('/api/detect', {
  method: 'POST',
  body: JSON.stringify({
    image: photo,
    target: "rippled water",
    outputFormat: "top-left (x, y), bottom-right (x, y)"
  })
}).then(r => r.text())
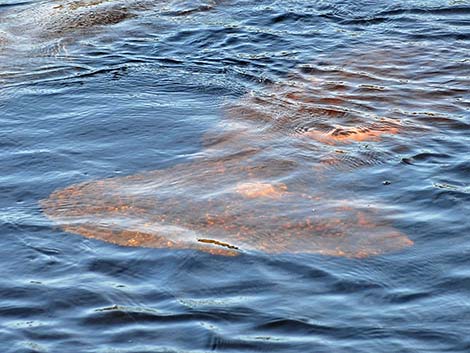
top-left (1, 0), bottom-right (469, 352)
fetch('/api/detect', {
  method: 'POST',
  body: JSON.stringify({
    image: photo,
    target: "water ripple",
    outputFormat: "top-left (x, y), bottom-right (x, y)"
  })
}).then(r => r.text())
top-left (1, 0), bottom-right (469, 352)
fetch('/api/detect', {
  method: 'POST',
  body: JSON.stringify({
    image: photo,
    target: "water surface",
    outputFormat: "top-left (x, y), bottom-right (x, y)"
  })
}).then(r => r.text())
top-left (1, 0), bottom-right (469, 352)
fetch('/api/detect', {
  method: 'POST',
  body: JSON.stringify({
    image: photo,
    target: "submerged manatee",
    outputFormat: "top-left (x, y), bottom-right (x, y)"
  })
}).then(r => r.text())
top-left (0, 0), bottom-right (219, 51)
top-left (0, 0), bottom-right (136, 46)
top-left (0, 0), bottom-right (144, 82)
top-left (0, 0), bottom-right (221, 84)
top-left (41, 43), bottom-right (467, 258)
top-left (41, 157), bottom-right (413, 258)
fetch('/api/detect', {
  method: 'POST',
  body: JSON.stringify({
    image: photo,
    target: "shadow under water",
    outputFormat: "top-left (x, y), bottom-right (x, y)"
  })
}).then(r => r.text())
top-left (41, 42), bottom-right (469, 258)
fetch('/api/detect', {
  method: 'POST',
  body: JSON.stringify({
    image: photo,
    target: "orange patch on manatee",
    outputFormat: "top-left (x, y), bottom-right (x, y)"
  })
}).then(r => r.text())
top-left (235, 182), bottom-right (288, 199)
top-left (304, 124), bottom-right (400, 145)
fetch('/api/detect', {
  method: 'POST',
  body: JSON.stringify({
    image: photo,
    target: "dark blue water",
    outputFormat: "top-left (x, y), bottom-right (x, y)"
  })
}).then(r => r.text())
top-left (1, 0), bottom-right (469, 352)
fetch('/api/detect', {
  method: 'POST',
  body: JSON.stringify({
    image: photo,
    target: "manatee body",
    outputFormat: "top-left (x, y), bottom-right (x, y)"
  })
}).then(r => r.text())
top-left (0, 0), bottom-right (141, 48)
top-left (41, 156), bottom-right (413, 258)
top-left (0, 0), bottom-right (217, 51)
